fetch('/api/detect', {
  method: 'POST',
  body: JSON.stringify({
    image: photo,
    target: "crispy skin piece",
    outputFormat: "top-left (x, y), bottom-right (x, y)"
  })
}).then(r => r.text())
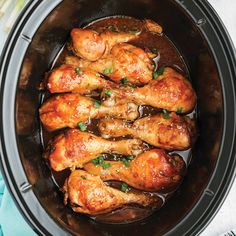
top-left (47, 64), bottom-right (116, 93)
top-left (144, 19), bottom-right (163, 34)
top-left (70, 28), bottom-right (138, 61)
top-left (39, 93), bottom-right (138, 131)
top-left (102, 67), bottom-right (197, 113)
top-left (62, 170), bottom-right (162, 215)
top-left (84, 149), bottom-right (185, 192)
top-left (45, 129), bottom-right (145, 171)
top-left (99, 113), bottom-right (197, 150)
top-left (65, 42), bottom-right (155, 85)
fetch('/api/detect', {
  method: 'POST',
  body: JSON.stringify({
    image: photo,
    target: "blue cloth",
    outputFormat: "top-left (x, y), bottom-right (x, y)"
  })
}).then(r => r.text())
top-left (0, 173), bottom-right (36, 236)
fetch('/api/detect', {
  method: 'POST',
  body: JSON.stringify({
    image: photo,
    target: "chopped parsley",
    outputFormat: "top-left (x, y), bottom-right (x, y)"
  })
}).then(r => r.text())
top-left (121, 183), bottom-right (130, 193)
top-left (162, 109), bottom-right (170, 119)
top-left (91, 156), bottom-right (111, 169)
top-left (126, 155), bottom-right (134, 160)
top-left (121, 155), bottom-right (134, 167)
top-left (104, 90), bottom-right (112, 96)
top-left (157, 67), bottom-right (164, 76)
top-left (152, 71), bottom-right (158, 79)
top-left (153, 67), bottom-right (164, 79)
top-left (121, 77), bottom-right (128, 84)
top-left (75, 67), bottom-right (82, 75)
top-left (176, 107), bottom-right (183, 114)
top-left (77, 122), bottom-right (87, 131)
top-left (81, 175), bottom-right (86, 180)
top-left (94, 101), bottom-right (101, 108)
top-left (103, 68), bottom-right (113, 74)
top-left (129, 29), bottom-right (140, 35)
top-left (130, 84), bottom-right (138, 88)
top-left (122, 158), bottom-right (130, 167)
top-left (102, 163), bottom-right (111, 169)
top-left (151, 47), bottom-right (158, 54)
top-left (107, 25), bottom-right (117, 32)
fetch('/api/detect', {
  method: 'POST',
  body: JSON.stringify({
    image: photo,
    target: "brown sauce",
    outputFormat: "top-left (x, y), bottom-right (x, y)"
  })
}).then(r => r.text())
top-left (40, 16), bottom-right (196, 224)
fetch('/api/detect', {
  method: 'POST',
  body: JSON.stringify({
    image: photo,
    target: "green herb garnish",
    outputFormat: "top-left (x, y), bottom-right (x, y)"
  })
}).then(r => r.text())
top-left (129, 29), bottom-right (140, 35)
top-left (126, 155), bottom-right (134, 160)
top-left (104, 90), bottom-right (112, 96)
top-left (103, 68), bottom-right (113, 74)
top-left (156, 67), bottom-right (164, 76)
top-left (81, 175), bottom-right (86, 180)
top-left (91, 156), bottom-right (111, 169)
top-left (107, 25), bottom-right (117, 32)
top-left (75, 67), bottom-right (82, 75)
top-left (98, 156), bottom-right (104, 165)
top-left (102, 163), bottom-right (111, 169)
top-left (176, 107), bottom-right (183, 114)
top-left (153, 67), bottom-right (164, 79)
top-left (152, 71), bottom-right (158, 79)
top-left (151, 47), bottom-right (158, 53)
top-left (122, 158), bottom-right (130, 167)
top-left (94, 101), bottom-right (101, 108)
top-left (121, 77), bottom-right (128, 84)
top-left (121, 183), bottom-right (130, 193)
top-left (162, 109), bottom-right (170, 119)
top-left (130, 84), bottom-right (138, 88)
top-left (77, 122), bottom-right (87, 131)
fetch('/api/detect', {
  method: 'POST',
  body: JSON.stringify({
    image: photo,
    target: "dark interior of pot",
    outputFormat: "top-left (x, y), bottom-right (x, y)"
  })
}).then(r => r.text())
top-left (15, 0), bottom-right (223, 235)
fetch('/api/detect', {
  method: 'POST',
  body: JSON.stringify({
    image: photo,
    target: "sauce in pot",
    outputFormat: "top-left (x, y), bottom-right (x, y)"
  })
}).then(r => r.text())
top-left (40, 16), bottom-right (196, 224)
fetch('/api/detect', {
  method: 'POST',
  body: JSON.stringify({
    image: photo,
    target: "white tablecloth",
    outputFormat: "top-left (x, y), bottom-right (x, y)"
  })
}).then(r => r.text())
top-left (0, 1), bottom-right (235, 235)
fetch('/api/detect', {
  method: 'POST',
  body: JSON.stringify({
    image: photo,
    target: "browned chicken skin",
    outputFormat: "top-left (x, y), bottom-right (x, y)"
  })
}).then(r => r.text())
top-left (84, 149), bottom-right (185, 192)
top-left (99, 113), bottom-right (196, 150)
top-left (39, 93), bottom-right (138, 131)
top-left (66, 42), bottom-right (155, 85)
top-left (63, 170), bottom-right (163, 215)
top-left (144, 19), bottom-right (163, 34)
top-left (45, 129), bottom-right (145, 171)
top-left (71, 28), bottom-right (139, 61)
top-left (47, 64), bottom-right (115, 94)
top-left (102, 67), bottom-right (196, 113)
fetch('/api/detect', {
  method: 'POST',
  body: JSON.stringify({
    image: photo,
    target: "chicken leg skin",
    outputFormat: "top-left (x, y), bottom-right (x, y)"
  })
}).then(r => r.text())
top-left (47, 64), bottom-right (116, 94)
top-left (84, 149), bottom-right (185, 192)
top-left (63, 170), bottom-right (162, 215)
top-left (39, 93), bottom-right (138, 131)
top-left (71, 28), bottom-right (139, 61)
top-left (102, 67), bottom-right (197, 113)
top-left (99, 113), bottom-right (197, 150)
top-left (45, 129), bottom-right (145, 171)
top-left (65, 42), bottom-right (156, 85)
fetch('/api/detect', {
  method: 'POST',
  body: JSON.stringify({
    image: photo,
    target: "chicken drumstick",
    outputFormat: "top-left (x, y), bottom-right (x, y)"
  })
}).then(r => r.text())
top-left (99, 113), bottom-right (196, 150)
top-left (39, 93), bottom-right (138, 131)
top-left (84, 149), bottom-right (185, 192)
top-left (66, 42), bottom-right (156, 85)
top-left (71, 28), bottom-right (139, 61)
top-left (63, 170), bottom-right (162, 215)
top-left (47, 64), bottom-right (116, 94)
top-left (102, 67), bottom-right (196, 113)
top-left (45, 129), bottom-right (145, 171)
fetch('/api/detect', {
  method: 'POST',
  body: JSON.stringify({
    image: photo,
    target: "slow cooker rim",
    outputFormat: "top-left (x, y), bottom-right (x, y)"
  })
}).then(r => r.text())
top-left (0, 0), bottom-right (236, 236)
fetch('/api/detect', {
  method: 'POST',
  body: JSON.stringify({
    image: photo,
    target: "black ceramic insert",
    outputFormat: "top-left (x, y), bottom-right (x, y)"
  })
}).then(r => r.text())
top-left (0, 0), bottom-right (236, 235)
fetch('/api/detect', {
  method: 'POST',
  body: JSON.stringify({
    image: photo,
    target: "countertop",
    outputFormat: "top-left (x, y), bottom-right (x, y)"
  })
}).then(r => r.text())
top-left (0, 0), bottom-right (235, 235)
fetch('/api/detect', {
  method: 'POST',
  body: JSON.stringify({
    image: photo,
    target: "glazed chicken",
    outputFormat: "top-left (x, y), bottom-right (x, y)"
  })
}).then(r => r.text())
top-left (63, 170), bottom-right (162, 215)
top-left (101, 67), bottom-right (196, 113)
top-left (39, 93), bottom-right (138, 131)
top-left (99, 113), bottom-right (196, 150)
top-left (45, 129), bottom-right (144, 171)
top-left (71, 28), bottom-right (139, 61)
top-left (84, 149), bottom-right (185, 192)
top-left (144, 19), bottom-right (163, 34)
top-left (47, 64), bottom-right (116, 94)
top-left (66, 42), bottom-right (156, 85)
